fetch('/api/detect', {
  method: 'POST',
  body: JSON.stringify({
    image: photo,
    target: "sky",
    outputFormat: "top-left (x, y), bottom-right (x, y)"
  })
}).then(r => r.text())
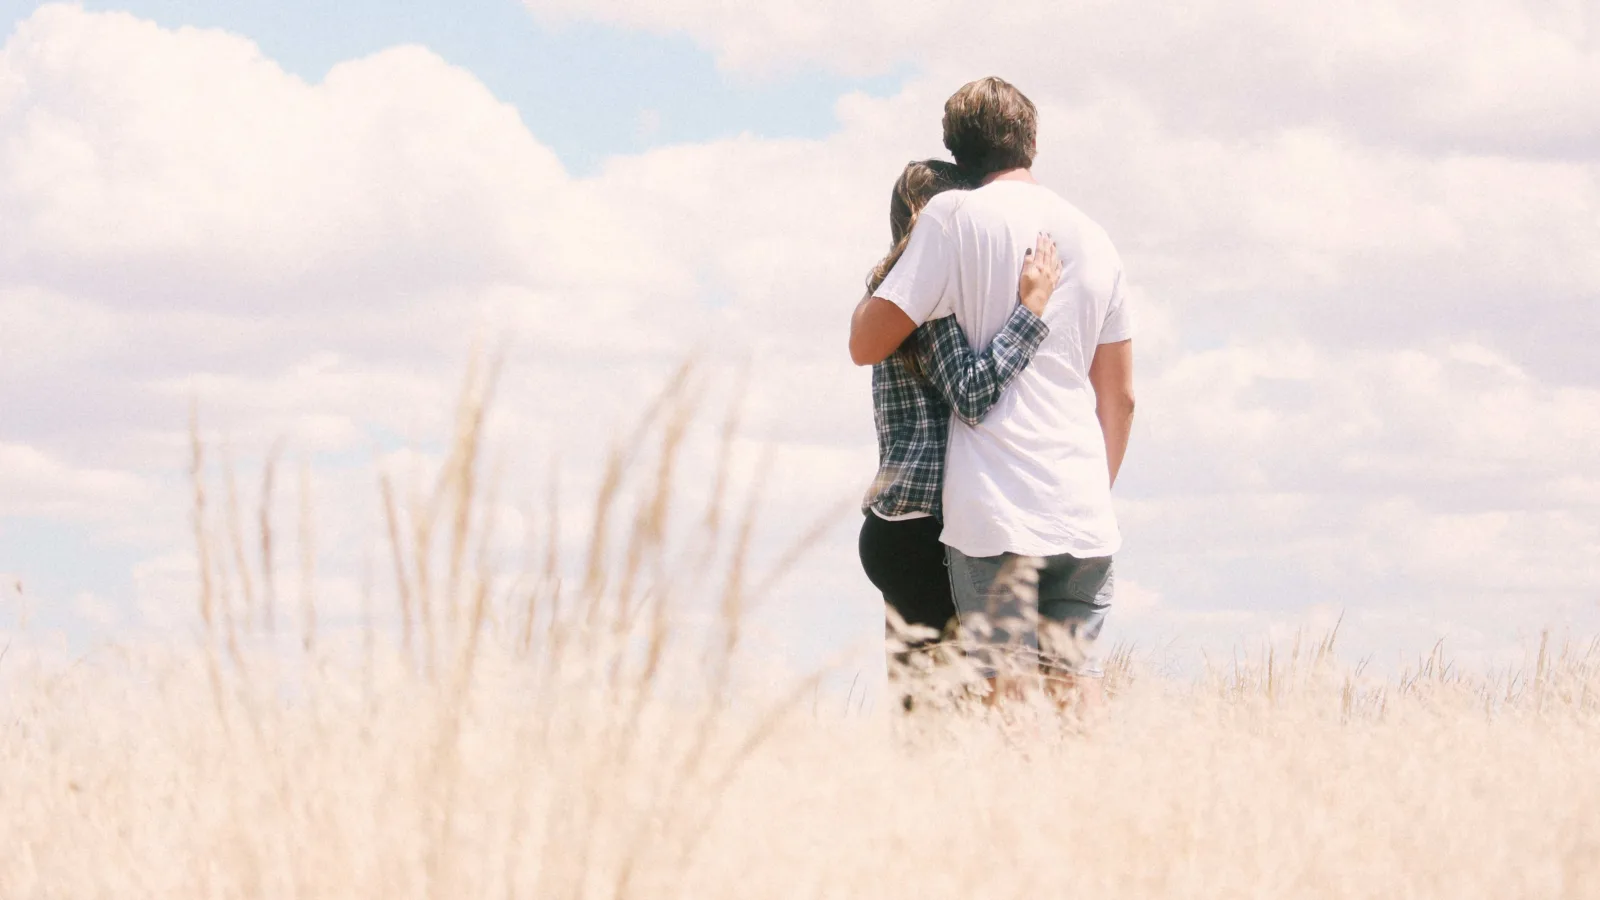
top-left (2, 0), bottom-right (1598, 683)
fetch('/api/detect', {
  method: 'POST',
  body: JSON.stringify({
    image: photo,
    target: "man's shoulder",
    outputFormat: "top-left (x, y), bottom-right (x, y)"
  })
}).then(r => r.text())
top-left (1034, 190), bottom-right (1122, 267)
top-left (919, 189), bottom-right (968, 227)
top-left (960, 181), bottom-right (1083, 227)
top-left (961, 183), bottom-right (1119, 252)
top-left (1029, 187), bottom-right (1111, 239)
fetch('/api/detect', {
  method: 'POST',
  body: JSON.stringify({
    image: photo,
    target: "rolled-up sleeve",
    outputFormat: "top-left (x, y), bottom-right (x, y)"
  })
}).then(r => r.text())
top-left (1099, 269), bottom-right (1134, 344)
top-left (874, 209), bottom-right (956, 327)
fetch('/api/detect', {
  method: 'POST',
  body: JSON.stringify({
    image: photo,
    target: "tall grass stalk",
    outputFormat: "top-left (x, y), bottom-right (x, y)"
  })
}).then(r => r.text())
top-left (3, 361), bottom-right (1600, 897)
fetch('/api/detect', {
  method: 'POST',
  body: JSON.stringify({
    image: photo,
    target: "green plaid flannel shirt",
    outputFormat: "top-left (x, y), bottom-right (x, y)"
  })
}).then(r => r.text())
top-left (865, 304), bottom-right (1048, 520)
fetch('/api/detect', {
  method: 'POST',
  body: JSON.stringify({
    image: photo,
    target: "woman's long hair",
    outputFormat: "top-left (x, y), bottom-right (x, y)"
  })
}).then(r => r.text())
top-left (865, 160), bottom-right (968, 380)
top-left (866, 159), bottom-right (967, 296)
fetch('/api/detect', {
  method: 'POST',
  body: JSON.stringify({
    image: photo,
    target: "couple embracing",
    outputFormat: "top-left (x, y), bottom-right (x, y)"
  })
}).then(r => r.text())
top-left (850, 77), bottom-right (1136, 709)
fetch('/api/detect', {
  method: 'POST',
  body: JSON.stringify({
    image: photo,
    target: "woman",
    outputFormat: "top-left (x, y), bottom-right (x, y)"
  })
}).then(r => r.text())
top-left (858, 159), bottom-right (1061, 673)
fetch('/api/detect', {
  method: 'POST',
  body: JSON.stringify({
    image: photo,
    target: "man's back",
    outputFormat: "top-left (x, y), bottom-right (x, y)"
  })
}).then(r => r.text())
top-left (937, 180), bottom-right (1131, 558)
top-left (849, 76), bottom-right (1131, 698)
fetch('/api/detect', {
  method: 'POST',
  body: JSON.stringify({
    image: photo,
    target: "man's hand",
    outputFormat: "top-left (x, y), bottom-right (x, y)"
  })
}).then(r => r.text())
top-left (849, 294), bottom-right (918, 366)
top-left (1018, 232), bottom-right (1062, 316)
top-left (1088, 339), bottom-right (1135, 487)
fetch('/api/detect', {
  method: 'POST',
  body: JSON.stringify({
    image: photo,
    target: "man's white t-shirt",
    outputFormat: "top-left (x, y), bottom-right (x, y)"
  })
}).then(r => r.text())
top-left (874, 180), bottom-right (1132, 559)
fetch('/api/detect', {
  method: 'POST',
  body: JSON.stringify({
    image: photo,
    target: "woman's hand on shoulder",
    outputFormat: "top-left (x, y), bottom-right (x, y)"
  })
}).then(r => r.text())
top-left (1018, 232), bottom-right (1063, 316)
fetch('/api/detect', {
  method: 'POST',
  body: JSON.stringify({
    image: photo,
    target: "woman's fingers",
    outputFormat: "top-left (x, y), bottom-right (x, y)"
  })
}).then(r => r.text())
top-left (1035, 232), bottom-right (1062, 284)
top-left (1020, 232), bottom-right (1065, 299)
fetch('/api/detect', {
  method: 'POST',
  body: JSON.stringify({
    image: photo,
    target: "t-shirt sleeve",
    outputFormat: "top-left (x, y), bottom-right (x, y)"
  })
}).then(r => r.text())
top-left (872, 211), bottom-right (955, 327)
top-left (1098, 269), bottom-right (1134, 344)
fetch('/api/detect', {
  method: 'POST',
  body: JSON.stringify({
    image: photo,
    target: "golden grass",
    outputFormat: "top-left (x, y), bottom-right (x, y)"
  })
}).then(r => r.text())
top-left (4, 361), bottom-right (1600, 898)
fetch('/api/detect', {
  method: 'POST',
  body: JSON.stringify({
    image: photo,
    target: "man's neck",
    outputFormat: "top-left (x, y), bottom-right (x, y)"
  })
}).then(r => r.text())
top-left (981, 167), bottom-right (1036, 186)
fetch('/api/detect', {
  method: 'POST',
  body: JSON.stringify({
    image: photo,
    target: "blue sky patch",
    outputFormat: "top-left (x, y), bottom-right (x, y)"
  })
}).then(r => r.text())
top-left (1, 0), bottom-right (909, 174)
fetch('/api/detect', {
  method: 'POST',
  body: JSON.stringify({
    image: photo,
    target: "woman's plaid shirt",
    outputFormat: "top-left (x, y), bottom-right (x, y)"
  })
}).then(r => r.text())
top-left (865, 305), bottom-right (1048, 520)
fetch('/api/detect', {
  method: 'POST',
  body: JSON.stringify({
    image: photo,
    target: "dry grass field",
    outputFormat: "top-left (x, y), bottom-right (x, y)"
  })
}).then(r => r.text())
top-left (5, 363), bottom-right (1599, 898)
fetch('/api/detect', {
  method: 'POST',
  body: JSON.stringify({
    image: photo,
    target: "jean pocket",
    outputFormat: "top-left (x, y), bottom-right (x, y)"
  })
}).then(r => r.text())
top-left (1065, 557), bottom-right (1114, 608)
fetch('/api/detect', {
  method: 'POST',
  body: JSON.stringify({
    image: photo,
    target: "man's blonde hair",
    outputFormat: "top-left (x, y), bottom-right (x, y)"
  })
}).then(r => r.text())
top-left (942, 77), bottom-right (1038, 177)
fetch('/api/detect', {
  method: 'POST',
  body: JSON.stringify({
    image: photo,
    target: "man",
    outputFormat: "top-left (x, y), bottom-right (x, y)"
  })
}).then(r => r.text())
top-left (848, 77), bottom-right (1136, 707)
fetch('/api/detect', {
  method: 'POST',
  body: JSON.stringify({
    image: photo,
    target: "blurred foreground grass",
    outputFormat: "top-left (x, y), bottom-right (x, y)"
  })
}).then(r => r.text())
top-left (4, 361), bottom-right (1599, 898)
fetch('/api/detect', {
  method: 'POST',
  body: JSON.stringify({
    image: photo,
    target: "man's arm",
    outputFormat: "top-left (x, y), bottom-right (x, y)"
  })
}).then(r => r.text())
top-left (849, 294), bottom-right (918, 366)
top-left (1088, 339), bottom-right (1135, 487)
top-left (919, 308), bottom-right (1048, 425)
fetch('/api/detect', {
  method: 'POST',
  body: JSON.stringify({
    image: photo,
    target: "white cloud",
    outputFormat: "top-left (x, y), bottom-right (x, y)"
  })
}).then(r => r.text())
top-left (522, 0), bottom-right (1600, 154)
top-left (0, 442), bottom-right (151, 518)
top-left (1, 3), bottom-right (1596, 666)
